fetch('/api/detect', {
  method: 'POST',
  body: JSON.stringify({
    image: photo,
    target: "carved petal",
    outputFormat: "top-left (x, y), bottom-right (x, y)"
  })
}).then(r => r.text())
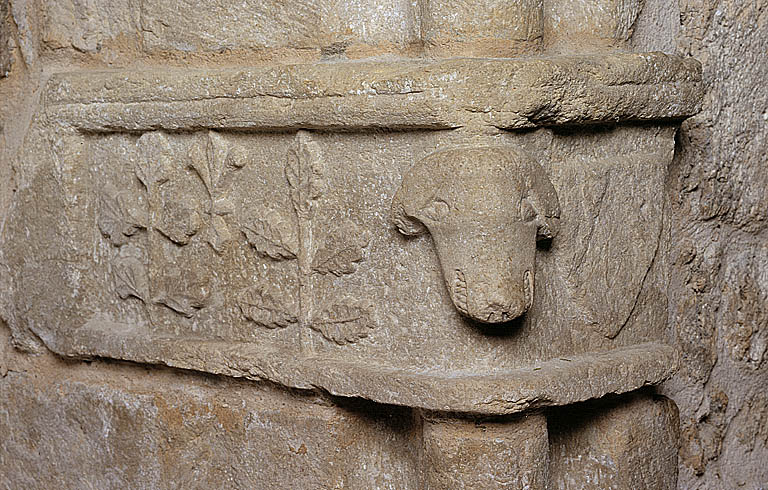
top-left (207, 215), bottom-right (232, 254)
top-left (154, 293), bottom-right (205, 318)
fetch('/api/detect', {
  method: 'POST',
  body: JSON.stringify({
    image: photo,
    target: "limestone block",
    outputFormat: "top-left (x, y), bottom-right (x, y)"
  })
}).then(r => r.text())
top-left (0, 364), bottom-right (422, 489)
top-left (421, 0), bottom-right (543, 57)
top-left (0, 124), bottom-right (679, 378)
top-left (548, 392), bottom-right (680, 489)
top-left (43, 54), bottom-right (702, 132)
top-left (41, 0), bottom-right (139, 53)
top-left (0, 0), bottom-right (11, 77)
top-left (422, 413), bottom-right (549, 489)
top-left (140, 0), bottom-right (421, 55)
top-left (0, 54), bottom-right (700, 418)
top-left (545, 0), bottom-right (645, 51)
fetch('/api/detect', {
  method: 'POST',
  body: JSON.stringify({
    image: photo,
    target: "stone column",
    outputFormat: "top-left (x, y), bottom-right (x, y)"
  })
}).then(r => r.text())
top-left (421, 413), bottom-right (549, 489)
top-left (421, 0), bottom-right (544, 57)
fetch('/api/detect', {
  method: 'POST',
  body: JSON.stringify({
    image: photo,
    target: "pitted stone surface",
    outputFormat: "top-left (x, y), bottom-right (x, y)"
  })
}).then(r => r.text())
top-left (44, 53), bottom-right (702, 131)
top-left (5, 0), bottom-right (757, 488)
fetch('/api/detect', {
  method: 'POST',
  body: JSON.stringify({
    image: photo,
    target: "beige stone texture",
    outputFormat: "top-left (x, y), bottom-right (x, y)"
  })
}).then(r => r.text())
top-left (422, 413), bottom-right (549, 489)
top-left (549, 392), bottom-right (680, 489)
top-left (0, 0), bottom-right (764, 488)
top-left (421, 0), bottom-right (543, 57)
top-left (0, 0), bottom-right (11, 77)
top-left (141, 0), bottom-right (421, 58)
top-left (0, 335), bottom-right (423, 489)
top-left (625, 0), bottom-right (768, 487)
top-left (544, 0), bottom-right (645, 52)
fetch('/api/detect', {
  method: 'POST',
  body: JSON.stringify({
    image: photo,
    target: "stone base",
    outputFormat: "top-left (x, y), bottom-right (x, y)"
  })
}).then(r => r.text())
top-left (0, 354), bottom-right (423, 489)
top-left (0, 349), bottom-right (679, 489)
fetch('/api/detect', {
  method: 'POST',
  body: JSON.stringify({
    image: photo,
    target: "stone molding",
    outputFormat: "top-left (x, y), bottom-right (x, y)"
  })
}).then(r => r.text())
top-left (44, 53), bottom-right (702, 132)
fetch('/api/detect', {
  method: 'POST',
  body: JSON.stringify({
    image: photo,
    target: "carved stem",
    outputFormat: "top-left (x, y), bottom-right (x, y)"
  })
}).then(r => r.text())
top-left (144, 173), bottom-right (160, 327)
top-left (297, 208), bottom-right (314, 353)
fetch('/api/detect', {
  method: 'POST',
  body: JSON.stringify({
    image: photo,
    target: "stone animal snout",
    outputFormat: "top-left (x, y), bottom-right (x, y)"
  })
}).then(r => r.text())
top-left (392, 147), bottom-right (560, 324)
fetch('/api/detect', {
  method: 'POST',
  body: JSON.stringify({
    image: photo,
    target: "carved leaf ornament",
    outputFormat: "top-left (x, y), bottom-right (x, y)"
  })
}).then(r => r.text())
top-left (96, 129), bottom-right (376, 342)
top-left (311, 226), bottom-right (370, 276)
top-left (237, 285), bottom-right (298, 329)
top-left (97, 130), bottom-right (252, 319)
top-left (238, 131), bottom-right (377, 344)
top-left (243, 210), bottom-right (298, 260)
top-left (312, 299), bottom-right (376, 345)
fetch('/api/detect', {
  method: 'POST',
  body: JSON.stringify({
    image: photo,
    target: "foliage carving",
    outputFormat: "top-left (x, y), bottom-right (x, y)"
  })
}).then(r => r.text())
top-left (97, 186), bottom-right (146, 246)
top-left (98, 131), bottom-right (250, 319)
top-left (312, 299), bottom-right (376, 345)
top-left (113, 245), bottom-right (149, 301)
top-left (238, 131), bottom-right (377, 345)
top-left (237, 285), bottom-right (298, 329)
top-left (311, 226), bottom-right (370, 276)
top-left (243, 210), bottom-right (298, 260)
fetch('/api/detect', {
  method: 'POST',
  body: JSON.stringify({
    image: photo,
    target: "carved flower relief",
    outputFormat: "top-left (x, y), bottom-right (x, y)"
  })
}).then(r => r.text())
top-left (95, 130), bottom-right (376, 342)
top-left (97, 185), bottom-right (147, 247)
top-left (188, 131), bottom-right (250, 254)
top-left (96, 130), bottom-right (250, 319)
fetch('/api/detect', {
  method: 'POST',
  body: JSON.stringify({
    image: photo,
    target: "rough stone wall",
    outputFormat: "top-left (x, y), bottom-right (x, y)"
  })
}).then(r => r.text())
top-left (635, 0), bottom-right (768, 487)
top-left (668, 0), bottom-right (768, 487)
top-left (0, 1), bottom-right (766, 488)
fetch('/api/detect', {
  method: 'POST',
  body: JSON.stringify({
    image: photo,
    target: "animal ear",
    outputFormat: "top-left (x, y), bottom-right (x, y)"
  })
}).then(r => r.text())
top-left (521, 196), bottom-right (560, 241)
top-left (392, 200), bottom-right (428, 236)
top-left (536, 214), bottom-right (560, 240)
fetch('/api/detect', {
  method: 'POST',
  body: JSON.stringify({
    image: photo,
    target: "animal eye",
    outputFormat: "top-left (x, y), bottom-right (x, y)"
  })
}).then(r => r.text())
top-left (423, 199), bottom-right (450, 223)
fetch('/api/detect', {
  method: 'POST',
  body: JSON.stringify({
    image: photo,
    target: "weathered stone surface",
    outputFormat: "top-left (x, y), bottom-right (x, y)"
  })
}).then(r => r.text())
top-left (1, 122), bottom-right (680, 378)
top-left (12, 0), bottom-right (766, 487)
top-left (421, 0), bottom-right (543, 57)
top-left (632, 0), bottom-right (768, 487)
top-left (41, 0), bottom-right (139, 53)
top-left (44, 53), bottom-right (702, 131)
top-left (549, 392), bottom-right (680, 489)
top-left (141, 0), bottom-right (420, 55)
top-left (0, 0), bottom-right (11, 77)
top-left (422, 413), bottom-right (549, 489)
top-left (9, 0), bottom-right (37, 68)
top-left (52, 320), bottom-right (680, 415)
top-left (545, 0), bottom-right (645, 51)
top-left (0, 352), bottom-right (422, 489)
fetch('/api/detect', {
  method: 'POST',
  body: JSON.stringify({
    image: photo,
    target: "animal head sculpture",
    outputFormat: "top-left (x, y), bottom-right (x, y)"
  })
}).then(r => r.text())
top-left (392, 147), bottom-right (560, 323)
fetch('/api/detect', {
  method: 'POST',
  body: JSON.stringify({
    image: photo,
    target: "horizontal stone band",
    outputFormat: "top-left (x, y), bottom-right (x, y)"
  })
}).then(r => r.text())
top-left (52, 318), bottom-right (679, 415)
top-left (45, 52), bottom-right (702, 132)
